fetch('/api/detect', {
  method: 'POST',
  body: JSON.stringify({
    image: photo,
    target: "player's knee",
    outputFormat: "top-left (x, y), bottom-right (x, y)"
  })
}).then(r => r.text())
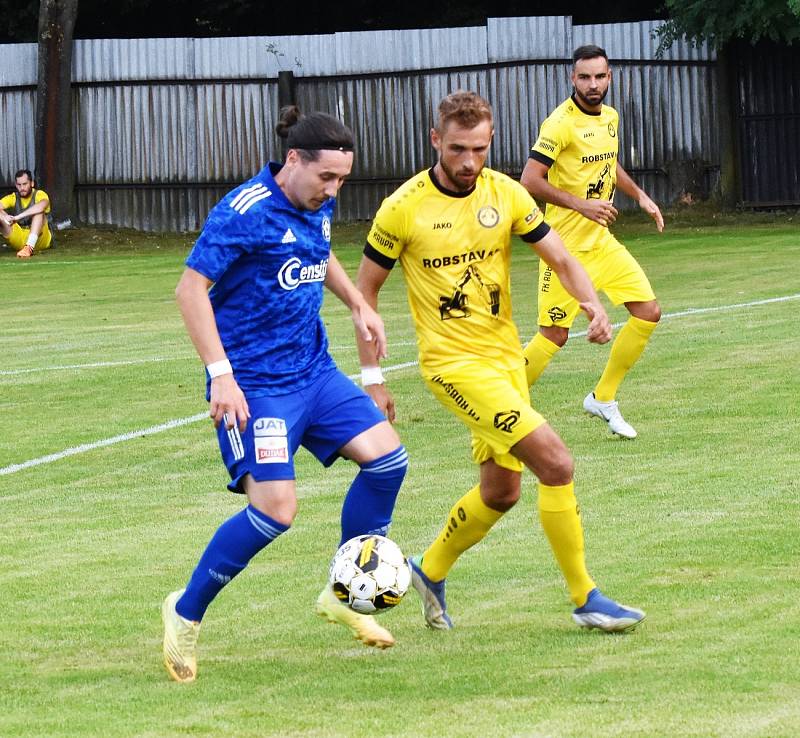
top-left (649, 302), bottom-right (662, 323)
top-left (361, 445), bottom-right (408, 486)
top-left (540, 325), bottom-right (569, 347)
top-left (538, 450), bottom-right (574, 487)
top-left (245, 482), bottom-right (298, 526)
top-left (482, 480), bottom-right (521, 512)
top-left (629, 300), bottom-right (661, 323)
top-left (252, 497), bottom-right (296, 527)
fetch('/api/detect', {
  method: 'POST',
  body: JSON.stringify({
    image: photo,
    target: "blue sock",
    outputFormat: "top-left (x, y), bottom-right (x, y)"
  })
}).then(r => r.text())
top-left (340, 446), bottom-right (408, 545)
top-left (176, 505), bottom-right (289, 622)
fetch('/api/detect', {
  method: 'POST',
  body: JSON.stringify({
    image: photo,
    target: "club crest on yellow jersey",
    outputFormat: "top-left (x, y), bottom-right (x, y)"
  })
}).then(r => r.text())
top-left (477, 206), bottom-right (500, 228)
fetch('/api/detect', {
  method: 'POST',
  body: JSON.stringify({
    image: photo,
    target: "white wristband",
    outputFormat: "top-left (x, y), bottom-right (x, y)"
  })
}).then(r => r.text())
top-left (206, 359), bottom-right (233, 378)
top-left (360, 366), bottom-right (385, 386)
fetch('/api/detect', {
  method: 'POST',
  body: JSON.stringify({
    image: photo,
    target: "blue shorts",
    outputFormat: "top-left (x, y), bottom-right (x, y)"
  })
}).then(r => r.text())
top-left (216, 367), bottom-right (386, 492)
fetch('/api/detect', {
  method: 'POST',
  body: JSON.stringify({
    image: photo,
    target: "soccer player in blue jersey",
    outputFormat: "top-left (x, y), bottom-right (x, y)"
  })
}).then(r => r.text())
top-left (161, 106), bottom-right (409, 683)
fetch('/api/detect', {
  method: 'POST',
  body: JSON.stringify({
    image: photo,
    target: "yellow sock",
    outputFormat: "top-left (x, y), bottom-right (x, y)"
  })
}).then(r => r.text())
top-left (594, 316), bottom-right (657, 402)
top-left (538, 482), bottom-right (595, 606)
top-left (523, 333), bottom-right (561, 387)
top-left (420, 485), bottom-right (504, 582)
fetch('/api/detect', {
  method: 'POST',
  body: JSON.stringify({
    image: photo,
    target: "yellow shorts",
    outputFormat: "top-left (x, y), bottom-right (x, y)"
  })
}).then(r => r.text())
top-left (538, 236), bottom-right (655, 327)
top-left (4, 223), bottom-right (52, 251)
top-left (424, 363), bottom-right (547, 472)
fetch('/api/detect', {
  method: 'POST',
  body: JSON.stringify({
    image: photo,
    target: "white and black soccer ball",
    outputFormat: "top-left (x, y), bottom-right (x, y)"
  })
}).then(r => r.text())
top-left (329, 534), bottom-right (411, 614)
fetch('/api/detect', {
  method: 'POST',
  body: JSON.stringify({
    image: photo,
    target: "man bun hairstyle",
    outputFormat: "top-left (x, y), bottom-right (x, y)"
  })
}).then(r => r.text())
top-left (437, 90), bottom-right (493, 132)
top-left (276, 105), bottom-right (354, 161)
top-left (572, 44), bottom-right (609, 66)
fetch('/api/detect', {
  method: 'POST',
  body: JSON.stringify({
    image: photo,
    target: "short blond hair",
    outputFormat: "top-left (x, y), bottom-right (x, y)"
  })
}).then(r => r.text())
top-left (437, 91), bottom-right (493, 132)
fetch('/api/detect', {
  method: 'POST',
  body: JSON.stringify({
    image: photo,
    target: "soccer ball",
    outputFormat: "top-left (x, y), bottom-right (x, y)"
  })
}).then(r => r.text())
top-left (329, 534), bottom-right (411, 614)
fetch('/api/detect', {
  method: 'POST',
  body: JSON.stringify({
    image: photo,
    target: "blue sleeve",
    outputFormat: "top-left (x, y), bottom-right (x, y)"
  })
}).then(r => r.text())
top-left (186, 203), bottom-right (258, 282)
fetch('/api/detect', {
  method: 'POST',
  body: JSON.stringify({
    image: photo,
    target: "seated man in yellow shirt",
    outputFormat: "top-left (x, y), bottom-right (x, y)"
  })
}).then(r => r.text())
top-left (1, 169), bottom-right (52, 259)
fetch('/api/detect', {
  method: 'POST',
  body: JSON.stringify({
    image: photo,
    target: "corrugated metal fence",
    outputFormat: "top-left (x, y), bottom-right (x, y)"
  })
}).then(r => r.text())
top-left (0, 18), bottom-right (717, 231)
top-left (734, 40), bottom-right (800, 207)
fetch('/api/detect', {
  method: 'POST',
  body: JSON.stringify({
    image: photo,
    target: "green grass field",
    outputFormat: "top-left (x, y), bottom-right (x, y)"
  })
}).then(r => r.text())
top-left (1, 210), bottom-right (799, 737)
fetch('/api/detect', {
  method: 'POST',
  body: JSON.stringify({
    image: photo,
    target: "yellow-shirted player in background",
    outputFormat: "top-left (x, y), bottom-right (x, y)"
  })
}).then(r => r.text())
top-left (355, 90), bottom-right (645, 633)
top-left (0, 169), bottom-right (52, 259)
top-left (522, 45), bottom-right (664, 439)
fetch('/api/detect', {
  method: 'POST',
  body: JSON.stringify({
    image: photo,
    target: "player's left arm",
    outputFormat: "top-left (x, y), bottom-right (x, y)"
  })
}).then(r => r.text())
top-left (325, 251), bottom-right (388, 362)
top-left (528, 227), bottom-right (612, 344)
top-left (615, 163), bottom-right (664, 232)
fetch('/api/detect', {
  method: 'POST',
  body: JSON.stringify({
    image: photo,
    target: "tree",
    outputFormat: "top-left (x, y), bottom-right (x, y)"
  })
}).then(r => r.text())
top-left (655, 1), bottom-right (799, 208)
top-left (656, 0), bottom-right (800, 52)
top-left (36, 0), bottom-right (79, 223)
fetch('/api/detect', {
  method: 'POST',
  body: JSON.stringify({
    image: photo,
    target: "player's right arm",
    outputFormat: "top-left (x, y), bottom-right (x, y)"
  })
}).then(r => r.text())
top-left (355, 255), bottom-right (396, 422)
top-left (528, 228), bottom-right (612, 344)
top-left (521, 158), bottom-right (618, 228)
top-left (522, 115), bottom-right (618, 227)
top-left (175, 267), bottom-right (250, 431)
top-left (0, 195), bottom-right (13, 229)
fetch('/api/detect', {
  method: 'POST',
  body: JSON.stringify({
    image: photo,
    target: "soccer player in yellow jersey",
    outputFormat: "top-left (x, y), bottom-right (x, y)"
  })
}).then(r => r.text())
top-left (355, 91), bottom-right (645, 633)
top-left (0, 169), bottom-right (53, 259)
top-left (521, 45), bottom-right (664, 439)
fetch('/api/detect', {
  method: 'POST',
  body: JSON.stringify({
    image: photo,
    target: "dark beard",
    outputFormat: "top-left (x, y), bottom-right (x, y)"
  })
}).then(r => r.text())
top-left (574, 86), bottom-right (609, 108)
top-left (439, 158), bottom-right (478, 192)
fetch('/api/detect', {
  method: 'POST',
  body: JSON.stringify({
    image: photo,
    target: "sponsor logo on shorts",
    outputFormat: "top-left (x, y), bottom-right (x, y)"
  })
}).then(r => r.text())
top-left (548, 306), bottom-right (567, 322)
top-left (431, 374), bottom-right (480, 421)
top-left (255, 435), bottom-right (289, 464)
top-left (541, 265), bottom-right (553, 293)
top-left (253, 417), bottom-right (287, 437)
top-left (493, 410), bottom-right (520, 433)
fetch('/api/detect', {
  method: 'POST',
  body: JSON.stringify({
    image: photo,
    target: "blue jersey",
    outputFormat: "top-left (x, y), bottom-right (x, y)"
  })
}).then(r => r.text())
top-left (186, 162), bottom-right (336, 396)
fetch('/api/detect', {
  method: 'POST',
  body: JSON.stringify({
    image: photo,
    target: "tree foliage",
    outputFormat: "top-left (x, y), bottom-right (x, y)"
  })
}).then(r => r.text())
top-left (656, 0), bottom-right (800, 52)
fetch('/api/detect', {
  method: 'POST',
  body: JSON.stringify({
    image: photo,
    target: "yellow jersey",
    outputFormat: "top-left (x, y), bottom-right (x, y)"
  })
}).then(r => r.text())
top-left (530, 95), bottom-right (618, 252)
top-left (365, 167), bottom-right (548, 373)
top-left (0, 189), bottom-right (51, 229)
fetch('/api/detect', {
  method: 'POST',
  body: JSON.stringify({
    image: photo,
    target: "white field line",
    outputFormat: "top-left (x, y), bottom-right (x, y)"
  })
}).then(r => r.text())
top-left (0, 343), bottom-right (420, 376)
top-left (1, 294), bottom-right (798, 477)
top-left (535, 293), bottom-right (800, 341)
top-left (0, 362), bottom-right (419, 476)
top-left (0, 414), bottom-right (208, 476)
top-left (0, 357), bottom-right (193, 376)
